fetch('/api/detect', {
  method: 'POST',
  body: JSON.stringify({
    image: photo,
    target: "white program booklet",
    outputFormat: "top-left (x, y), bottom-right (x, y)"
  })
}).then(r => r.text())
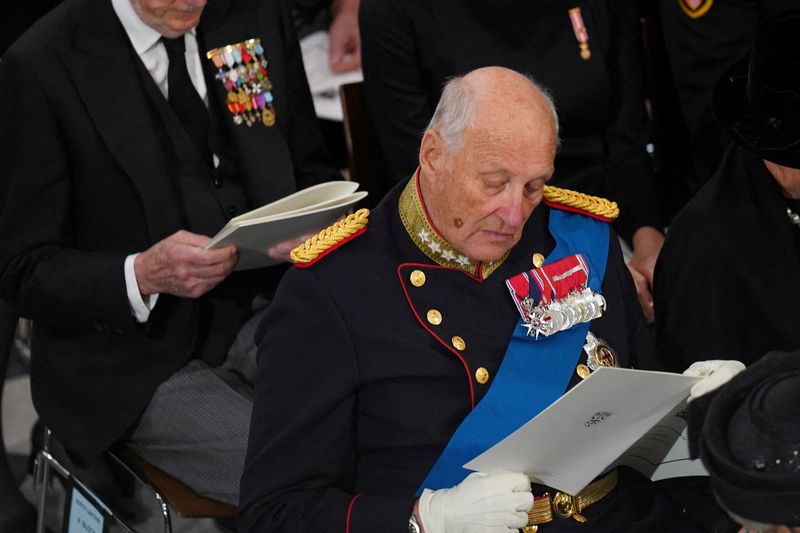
top-left (464, 367), bottom-right (706, 495)
top-left (204, 181), bottom-right (367, 270)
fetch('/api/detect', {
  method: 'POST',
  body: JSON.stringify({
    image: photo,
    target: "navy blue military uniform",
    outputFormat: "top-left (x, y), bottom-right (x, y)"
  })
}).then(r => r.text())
top-left (239, 178), bottom-right (708, 532)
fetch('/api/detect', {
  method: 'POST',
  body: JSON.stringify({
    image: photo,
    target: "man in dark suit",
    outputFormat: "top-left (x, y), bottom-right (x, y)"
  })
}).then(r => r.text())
top-left (0, 0), bottom-right (338, 504)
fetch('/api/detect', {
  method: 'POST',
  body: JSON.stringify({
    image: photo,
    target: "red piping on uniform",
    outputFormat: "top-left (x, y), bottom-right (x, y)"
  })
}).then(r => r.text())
top-left (413, 170), bottom-right (446, 241)
top-left (413, 170), bottom-right (461, 251)
top-left (294, 227), bottom-right (368, 269)
top-left (346, 493), bottom-right (362, 533)
top-left (542, 199), bottom-right (613, 222)
top-left (397, 262), bottom-right (476, 409)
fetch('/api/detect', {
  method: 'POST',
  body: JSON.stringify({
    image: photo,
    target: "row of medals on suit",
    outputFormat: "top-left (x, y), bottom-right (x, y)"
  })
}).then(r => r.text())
top-left (207, 38), bottom-right (276, 127)
top-left (519, 292), bottom-right (617, 379)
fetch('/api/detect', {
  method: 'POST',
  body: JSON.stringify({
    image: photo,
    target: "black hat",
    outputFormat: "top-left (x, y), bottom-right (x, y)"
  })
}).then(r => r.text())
top-left (713, 9), bottom-right (800, 169)
top-left (690, 351), bottom-right (800, 526)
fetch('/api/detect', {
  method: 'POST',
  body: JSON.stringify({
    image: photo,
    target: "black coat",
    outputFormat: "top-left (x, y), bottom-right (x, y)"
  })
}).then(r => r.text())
top-left (0, 0), bottom-right (337, 461)
top-left (359, 0), bottom-right (662, 242)
top-left (238, 180), bottom-right (711, 533)
top-left (655, 146), bottom-right (800, 371)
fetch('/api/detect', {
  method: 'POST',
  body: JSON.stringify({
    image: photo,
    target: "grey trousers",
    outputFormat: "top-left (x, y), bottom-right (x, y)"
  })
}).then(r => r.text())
top-left (125, 306), bottom-right (264, 505)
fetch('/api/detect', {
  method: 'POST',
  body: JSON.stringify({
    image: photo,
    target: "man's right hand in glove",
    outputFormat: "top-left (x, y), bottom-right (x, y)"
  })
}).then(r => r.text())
top-left (415, 470), bottom-right (533, 533)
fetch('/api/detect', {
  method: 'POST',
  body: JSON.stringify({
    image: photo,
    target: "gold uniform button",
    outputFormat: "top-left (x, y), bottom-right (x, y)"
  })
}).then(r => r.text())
top-left (532, 253), bottom-right (545, 268)
top-left (475, 367), bottom-right (489, 384)
top-left (576, 363), bottom-right (591, 380)
top-left (410, 269), bottom-right (426, 287)
top-left (451, 336), bottom-right (466, 351)
top-left (427, 309), bottom-right (443, 326)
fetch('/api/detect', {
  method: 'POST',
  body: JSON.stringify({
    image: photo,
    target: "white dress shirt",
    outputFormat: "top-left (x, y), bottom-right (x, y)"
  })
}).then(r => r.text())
top-left (112, 0), bottom-right (211, 322)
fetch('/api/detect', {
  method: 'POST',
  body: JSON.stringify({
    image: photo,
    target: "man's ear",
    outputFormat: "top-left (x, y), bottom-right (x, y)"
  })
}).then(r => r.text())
top-left (419, 129), bottom-right (445, 179)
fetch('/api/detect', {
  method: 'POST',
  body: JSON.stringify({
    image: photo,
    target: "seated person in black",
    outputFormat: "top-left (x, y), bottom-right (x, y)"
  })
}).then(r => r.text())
top-left (0, 0), bottom-right (339, 504)
top-left (655, 9), bottom-right (800, 371)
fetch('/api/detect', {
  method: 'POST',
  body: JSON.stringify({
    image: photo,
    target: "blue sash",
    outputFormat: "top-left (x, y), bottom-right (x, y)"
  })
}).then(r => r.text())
top-left (417, 209), bottom-right (610, 492)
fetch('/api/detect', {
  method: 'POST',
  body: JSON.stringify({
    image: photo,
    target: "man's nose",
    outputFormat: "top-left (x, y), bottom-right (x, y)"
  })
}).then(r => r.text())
top-left (496, 191), bottom-right (527, 228)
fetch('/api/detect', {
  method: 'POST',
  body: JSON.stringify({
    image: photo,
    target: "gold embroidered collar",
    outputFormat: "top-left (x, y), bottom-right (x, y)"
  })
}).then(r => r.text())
top-left (398, 172), bottom-right (508, 279)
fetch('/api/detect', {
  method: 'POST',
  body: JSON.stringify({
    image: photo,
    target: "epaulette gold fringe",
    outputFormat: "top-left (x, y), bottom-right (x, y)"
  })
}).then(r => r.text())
top-left (290, 208), bottom-right (370, 265)
top-left (543, 185), bottom-right (619, 221)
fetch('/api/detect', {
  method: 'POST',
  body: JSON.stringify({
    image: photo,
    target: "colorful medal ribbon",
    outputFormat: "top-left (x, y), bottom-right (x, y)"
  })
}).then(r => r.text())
top-left (206, 38), bottom-right (276, 127)
top-left (506, 254), bottom-right (605, 338)
top-left (568, 7), bottom-right (591, 60)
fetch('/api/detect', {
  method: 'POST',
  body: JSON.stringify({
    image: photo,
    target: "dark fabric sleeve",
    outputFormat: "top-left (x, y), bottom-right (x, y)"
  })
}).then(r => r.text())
top-left (277, 0), bottom-right (342, 188)
top-left (359, 0), bottom-right (430, 184)
top-left (602, 0), bottom-right (664, 242)
top-left (653, 207), bottom-right (735, 372)
top-left (238, 268), bottom-right (414, 533)
top-left (0, 45), bottom-right (134, 332)
top-left (653, 234), bottom-right (689, 373)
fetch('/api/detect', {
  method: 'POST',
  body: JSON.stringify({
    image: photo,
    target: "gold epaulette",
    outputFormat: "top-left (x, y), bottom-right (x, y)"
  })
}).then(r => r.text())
top-left (542, 185), bottom-right (619, 221)
top-left (290, 208), bottom-right (370, 267)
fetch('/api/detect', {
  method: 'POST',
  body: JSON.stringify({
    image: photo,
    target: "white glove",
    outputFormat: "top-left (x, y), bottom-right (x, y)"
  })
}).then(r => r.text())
top-left (683, 359), bottom-right (745, 402)
top-left (417, 471), bottom-right (533, 533)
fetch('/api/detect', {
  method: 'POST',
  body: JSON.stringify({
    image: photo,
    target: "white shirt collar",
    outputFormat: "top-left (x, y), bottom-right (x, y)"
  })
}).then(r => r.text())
top-left (111, 0), bottom-right (197, 55)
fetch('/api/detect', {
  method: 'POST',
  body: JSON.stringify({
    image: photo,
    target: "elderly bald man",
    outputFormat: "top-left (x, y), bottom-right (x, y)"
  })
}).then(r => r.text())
top-left (239, 67), bottom-right (729, 532)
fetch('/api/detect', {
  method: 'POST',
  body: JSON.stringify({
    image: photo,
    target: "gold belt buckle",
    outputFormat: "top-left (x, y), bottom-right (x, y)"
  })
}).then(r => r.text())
top-left (552, 491), bottom-right (587, 523)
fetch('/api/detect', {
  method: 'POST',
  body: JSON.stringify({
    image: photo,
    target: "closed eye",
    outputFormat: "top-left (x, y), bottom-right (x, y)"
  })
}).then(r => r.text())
top-left (482, 179), bottom-right (507, 193)
top-left (525, 181), bottom-right (544, 195)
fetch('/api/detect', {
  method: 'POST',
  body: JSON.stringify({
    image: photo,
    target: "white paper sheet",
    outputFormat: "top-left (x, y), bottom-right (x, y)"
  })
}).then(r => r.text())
top-left (463, 367), bottom-right (702, 495)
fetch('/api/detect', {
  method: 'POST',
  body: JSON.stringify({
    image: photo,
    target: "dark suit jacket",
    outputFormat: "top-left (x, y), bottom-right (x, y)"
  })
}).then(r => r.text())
top-left (0, 0), bottom-right (337, 461)
top-left (655, 146), bottom-right (800, 371)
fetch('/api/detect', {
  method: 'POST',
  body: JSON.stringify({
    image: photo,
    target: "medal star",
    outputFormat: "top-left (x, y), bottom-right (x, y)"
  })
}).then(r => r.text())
top-left (418, 229), bottom-right (431, 243)
top-left (456, 255), bottom-right (470, 266)
top-left (428, 241), bottom-right (442, 254)
top-left (523, 322), bottom-right (542, 339)
top-left (441, 249), bottom-right (456, 261)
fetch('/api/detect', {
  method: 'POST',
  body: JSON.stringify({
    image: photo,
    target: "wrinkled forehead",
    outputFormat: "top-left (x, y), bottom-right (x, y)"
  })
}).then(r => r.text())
top-left (457, 115), bottom-right (558, 167)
